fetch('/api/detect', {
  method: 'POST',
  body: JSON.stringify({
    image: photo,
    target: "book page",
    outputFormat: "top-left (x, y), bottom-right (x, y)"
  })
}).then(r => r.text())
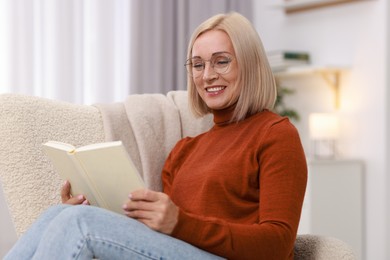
top-left (76, 141), bottom-right (121, 151)
top-left (42, 141), bottom-right (76, 152)
top-left (74, 142), bottom-right (145, 214)
top-left (42, 144), bottom-right (100, 207)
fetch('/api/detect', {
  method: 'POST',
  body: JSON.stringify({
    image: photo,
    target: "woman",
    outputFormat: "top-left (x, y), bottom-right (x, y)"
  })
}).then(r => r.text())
top-left (5, 12), bottom-right (307, 260)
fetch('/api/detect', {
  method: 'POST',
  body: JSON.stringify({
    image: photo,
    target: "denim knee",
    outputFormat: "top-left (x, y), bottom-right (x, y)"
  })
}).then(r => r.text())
top-left (57, 205), bottom-right (110, 225)
top-left (60, 205), bottom-right (101, 219)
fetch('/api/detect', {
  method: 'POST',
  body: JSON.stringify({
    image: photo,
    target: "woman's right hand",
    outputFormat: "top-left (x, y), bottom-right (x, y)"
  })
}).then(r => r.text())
top-left (61, 180), bottom-right (89, 205)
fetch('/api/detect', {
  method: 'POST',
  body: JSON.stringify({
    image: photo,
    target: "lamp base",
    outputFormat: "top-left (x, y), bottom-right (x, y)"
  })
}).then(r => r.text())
top-left (311, 139), bottom-right (336, 160)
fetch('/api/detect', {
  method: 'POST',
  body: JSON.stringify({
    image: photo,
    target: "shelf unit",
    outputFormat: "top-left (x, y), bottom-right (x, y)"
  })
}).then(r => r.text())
top-left (273, 65), bottom-right (349, 109)
top-left (271, 0), bottom-right (366, 14)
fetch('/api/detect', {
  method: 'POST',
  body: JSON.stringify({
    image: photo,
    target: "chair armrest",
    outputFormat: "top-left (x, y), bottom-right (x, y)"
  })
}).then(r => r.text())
top-left (295, 234), bottom-right (356, 260)
top-left (0, 94), bottom-right (105, 236)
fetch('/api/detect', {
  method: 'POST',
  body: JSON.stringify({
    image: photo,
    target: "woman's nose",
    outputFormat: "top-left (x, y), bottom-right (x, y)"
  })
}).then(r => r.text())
top-left (202, 62), bottom-right (218, 81)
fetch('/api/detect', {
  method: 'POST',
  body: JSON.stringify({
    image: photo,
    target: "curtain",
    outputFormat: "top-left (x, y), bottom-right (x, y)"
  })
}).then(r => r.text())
top-left (0, 0), bottom-right (132, 104)
top-left (0, 0), bottom-right (252, 104)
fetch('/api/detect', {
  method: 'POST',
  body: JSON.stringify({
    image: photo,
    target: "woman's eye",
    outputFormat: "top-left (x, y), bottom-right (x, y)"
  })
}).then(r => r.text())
top-left (214, 58), bottom-right (230, 67)
top-left (217, 60), bottom-right (229, 65)
top-left (193, 63), bottom-right (204, 70)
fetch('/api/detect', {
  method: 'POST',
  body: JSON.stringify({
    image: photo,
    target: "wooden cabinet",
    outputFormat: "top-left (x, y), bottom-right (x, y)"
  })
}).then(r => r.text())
top-left (298, 159), bottom-right (364, 259)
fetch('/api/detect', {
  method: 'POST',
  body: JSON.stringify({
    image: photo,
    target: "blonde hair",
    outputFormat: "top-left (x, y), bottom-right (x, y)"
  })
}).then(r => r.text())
top-left (187, 12), bottom-right (276, 122)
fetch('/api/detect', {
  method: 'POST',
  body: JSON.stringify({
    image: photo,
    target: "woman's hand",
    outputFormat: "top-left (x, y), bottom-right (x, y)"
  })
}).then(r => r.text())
top-left (61, 180), bottom-right (89, 205)
top-left (122, 189), bottom-right (179, 235)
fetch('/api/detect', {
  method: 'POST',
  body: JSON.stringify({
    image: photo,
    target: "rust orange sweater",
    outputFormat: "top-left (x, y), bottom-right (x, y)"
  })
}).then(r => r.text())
top-left (162, 109), bottom-right (307, 260)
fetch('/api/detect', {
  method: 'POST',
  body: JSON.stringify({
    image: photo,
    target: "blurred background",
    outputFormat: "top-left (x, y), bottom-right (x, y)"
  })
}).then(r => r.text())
top-left (0, 0), bottom-right (389, 259)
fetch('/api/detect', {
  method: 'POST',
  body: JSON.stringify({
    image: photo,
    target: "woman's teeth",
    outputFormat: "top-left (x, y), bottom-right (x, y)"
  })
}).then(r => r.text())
top-left (206, 86), bottom-right (225, 92)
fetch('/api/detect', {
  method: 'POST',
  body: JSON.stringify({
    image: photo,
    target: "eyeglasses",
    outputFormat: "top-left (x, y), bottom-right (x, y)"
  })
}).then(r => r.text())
top-left (184, 53), bottom-right (234, 78)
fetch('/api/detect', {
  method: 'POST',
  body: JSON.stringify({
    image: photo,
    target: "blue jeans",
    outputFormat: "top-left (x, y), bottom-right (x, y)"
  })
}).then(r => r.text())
top-left (4, 204), bottom-right (224, 260)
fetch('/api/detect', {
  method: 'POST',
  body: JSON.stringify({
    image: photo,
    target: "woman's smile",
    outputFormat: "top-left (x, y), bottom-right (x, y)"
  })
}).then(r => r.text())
top-left (205, 86), bottom-right (226, 94)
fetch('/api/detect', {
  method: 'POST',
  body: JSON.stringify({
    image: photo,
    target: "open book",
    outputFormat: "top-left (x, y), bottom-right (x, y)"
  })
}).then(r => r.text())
top-left (42, 140), bottom-right (145, 214)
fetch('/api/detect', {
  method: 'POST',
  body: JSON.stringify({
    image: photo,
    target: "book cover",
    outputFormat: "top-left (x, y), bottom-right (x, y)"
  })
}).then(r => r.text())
top-left (42, 140), bottom-right (145, 214)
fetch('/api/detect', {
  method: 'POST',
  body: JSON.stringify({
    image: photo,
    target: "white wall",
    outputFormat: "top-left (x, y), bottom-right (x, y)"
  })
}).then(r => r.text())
top-left (386, 0), bottom-right (390, 256)
top-left (254, 1), bottom-right (388, 259)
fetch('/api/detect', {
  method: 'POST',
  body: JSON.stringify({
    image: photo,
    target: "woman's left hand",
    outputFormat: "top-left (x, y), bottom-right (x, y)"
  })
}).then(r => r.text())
top-left (122, 189), bottom-right (179, 235)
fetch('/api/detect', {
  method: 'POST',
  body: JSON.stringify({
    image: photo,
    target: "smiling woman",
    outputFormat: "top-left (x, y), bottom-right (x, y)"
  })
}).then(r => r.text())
top-left (186, 13), bottom-right (277, 123)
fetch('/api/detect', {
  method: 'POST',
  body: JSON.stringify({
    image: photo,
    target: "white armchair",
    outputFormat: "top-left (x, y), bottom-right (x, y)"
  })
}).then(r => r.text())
top-left (0, 93), bottom-right (356, 259)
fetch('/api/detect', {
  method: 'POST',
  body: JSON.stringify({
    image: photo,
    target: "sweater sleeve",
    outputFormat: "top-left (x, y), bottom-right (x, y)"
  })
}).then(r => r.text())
top-left (162, 119), bottom-right (307, 260)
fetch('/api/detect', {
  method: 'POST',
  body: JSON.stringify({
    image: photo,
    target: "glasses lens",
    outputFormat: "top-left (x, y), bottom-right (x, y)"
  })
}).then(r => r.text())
top-left (185, 58), bottom-right (203, 77)
top-left (212, 55), bottom-right (232, 74)
top-left (185, 54), bottom-right (233, 78)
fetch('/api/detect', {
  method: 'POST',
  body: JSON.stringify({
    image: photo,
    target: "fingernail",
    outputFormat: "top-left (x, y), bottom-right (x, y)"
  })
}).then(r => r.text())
top-left (128, 193), bottom-right (132, 200)
top-left (122, 204), bottom-right (127, 209)
top-left (82, 200), bottom-right (89, 205)
top-left (77, 195), bottom-right (84, 200)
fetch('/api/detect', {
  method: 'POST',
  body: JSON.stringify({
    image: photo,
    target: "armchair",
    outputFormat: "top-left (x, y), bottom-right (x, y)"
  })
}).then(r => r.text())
top-left (0, 92), bottom-right (356, 259)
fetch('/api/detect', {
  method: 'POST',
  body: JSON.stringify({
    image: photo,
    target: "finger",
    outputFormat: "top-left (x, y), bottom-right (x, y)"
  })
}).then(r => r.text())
top-left (65, 194), bottom-right (86, 205)
top-left (129, 189), bottom-right (161, 202)
top-left (122, 200), bottom-right (155, 212)
top-left (124, 208), bottom-right (154, 220)
top-left (61, 180), bottom-right (71, 203)
top-left (123, 209), bottom-right (151, 222)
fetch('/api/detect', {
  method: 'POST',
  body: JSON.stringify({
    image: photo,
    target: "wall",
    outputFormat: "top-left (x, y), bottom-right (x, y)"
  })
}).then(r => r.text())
top-left (254, 0), bottom-right (388, 259)
top-left (386, 0), bottom-right (390, 256)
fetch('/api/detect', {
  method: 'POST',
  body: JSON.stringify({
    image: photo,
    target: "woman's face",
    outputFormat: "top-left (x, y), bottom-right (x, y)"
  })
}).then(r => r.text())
top-left (191, 30), bottom-right (239, 111)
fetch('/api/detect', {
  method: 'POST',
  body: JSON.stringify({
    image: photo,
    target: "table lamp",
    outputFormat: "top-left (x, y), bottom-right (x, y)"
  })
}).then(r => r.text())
top-left (309, 113), bottom-right (339, 159)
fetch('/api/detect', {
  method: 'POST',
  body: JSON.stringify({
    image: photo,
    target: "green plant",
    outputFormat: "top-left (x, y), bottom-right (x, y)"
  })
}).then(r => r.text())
top-left (273, 86), bottom-right (300, 122)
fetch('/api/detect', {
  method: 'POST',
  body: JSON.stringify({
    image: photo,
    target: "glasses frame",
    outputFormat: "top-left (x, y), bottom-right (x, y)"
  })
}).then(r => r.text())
top-left (184, 52), bottom-right (234, 78)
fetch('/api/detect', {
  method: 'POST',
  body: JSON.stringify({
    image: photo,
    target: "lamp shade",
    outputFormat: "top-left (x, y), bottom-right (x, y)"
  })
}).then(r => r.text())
top-left (309, 113), bottom-right (339, 140)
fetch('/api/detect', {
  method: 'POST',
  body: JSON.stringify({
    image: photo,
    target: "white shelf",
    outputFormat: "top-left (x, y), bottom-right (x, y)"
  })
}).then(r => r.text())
top-left (273, 0), bottom-right (344, 8)
top-left (273, 65), bottom-right (348, 77)
top-left (270, 0), bottom-right (369, 14)
top-left (273, 65), bottom-right (349, 109)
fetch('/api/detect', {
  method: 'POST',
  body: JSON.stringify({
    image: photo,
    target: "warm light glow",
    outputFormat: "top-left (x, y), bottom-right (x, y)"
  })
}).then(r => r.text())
top-left (309, 113), bottom-right (339, 140)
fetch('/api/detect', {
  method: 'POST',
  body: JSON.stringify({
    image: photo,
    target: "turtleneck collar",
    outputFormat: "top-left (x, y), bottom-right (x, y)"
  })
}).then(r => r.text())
top-left (212, 104), bottom-right (236, 126)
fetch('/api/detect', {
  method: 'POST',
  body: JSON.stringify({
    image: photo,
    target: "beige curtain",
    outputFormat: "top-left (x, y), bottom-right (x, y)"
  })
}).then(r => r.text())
top-left (0, 0), bottom-right (133, 104)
